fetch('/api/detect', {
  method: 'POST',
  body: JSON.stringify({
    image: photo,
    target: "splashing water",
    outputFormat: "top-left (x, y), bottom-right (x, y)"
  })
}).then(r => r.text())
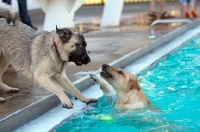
top-left (56, 36), bottom-right (200, 132)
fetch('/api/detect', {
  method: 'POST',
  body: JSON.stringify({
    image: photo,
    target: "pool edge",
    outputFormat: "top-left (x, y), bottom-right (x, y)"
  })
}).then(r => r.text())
top-left (2, 18), bottom-right (200, 132)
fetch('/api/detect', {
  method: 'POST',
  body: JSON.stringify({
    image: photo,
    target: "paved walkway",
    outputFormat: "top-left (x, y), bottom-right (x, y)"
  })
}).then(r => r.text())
top-left (0, 2), bottom-right (198, 120)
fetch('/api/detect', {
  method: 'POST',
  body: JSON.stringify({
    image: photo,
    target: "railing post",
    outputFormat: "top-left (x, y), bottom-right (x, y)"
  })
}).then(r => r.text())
top-left (148, 19), bottom-right (193, 39)
top-left (36, 0), bottom-right (85, 31)
top-left (100, 0), bottom-right (124, 27)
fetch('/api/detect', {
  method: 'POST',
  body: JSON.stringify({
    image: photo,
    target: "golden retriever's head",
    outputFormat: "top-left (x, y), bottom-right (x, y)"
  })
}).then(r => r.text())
top-left (56, 26), bottom-right (90, 66)
top-left (100, 64), bottom-right (141, 92)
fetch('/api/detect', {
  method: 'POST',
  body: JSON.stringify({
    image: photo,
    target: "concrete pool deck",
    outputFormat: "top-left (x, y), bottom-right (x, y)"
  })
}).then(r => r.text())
top-left (1, 2), bottom-right (200, 131)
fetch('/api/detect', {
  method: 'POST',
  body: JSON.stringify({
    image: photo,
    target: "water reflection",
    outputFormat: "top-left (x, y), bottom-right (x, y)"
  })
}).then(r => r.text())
top-left (74, 12), bottom-right (184, 33)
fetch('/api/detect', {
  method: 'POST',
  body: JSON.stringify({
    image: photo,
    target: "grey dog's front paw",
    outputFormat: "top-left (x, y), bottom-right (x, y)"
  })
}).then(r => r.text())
top-left (62, 102), bottom-right (73, 109)
top-left (85, 98), bottom-right (98, 105)
top-left (0, 97), bottom-right (6, 103)
top-left (7, 88), bottom-right (19, 93)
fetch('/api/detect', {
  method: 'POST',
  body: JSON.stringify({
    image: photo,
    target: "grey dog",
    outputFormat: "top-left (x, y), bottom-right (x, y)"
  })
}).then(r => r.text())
top-left (0, 3), bottom-right (97, 108)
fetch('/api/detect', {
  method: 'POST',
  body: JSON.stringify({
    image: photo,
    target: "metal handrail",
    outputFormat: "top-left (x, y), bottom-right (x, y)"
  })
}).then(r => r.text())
top-left (148, 19), bottom-right (193, 39)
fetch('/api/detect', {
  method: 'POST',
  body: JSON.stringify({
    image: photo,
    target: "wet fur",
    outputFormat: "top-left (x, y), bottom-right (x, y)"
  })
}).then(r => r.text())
top-left (90, 64), bottom-right (150, 110)
top-left (0, 3), bottom-right (97, 107)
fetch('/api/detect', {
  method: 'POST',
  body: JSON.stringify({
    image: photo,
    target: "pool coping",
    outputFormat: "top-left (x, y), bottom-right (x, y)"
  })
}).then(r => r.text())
top-left (1, 18), bottom-right (200, 132)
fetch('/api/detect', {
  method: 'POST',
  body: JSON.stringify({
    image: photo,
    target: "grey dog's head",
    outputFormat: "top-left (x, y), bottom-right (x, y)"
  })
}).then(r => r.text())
top-left (56, 26), bottom-right (91, 66)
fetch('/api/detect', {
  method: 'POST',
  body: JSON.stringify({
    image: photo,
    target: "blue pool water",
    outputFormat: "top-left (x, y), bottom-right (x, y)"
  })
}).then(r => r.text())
top-left (56, 36), bottom-right (200, 132)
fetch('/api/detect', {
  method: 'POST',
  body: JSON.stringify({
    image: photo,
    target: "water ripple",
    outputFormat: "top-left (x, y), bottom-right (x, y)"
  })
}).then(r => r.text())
top-left (56, 36), bottom-right (200, 132)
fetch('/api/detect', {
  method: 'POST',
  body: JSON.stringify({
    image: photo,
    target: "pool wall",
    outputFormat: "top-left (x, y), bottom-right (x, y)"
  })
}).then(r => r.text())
top-left (2, 18), bottom-right (200, 132)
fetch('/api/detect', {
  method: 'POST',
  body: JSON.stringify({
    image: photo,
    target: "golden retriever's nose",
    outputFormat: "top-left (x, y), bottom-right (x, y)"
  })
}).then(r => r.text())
top-left (102, 64), bottom-right (108, 67)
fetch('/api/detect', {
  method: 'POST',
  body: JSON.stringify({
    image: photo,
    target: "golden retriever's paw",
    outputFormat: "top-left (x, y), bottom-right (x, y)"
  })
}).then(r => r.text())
top-left (62, 101), bottom-right (73, 109)
top-left (85, 98), bottom-right (98, 105)
top-left (0, 97), bottom-right (6, 103)
top-left (90, 74), bottom-right (102, 85)
top-left (7, 88), bottom-right (19, 93)
top-left (90, 73), bottom-right (112, 94)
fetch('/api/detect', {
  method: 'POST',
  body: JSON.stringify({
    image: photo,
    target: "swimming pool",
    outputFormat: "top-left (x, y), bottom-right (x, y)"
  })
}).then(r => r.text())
top-left (12, 22), bottom-right (200, 132)
top-left (56, 36), bottom-right (200, 132)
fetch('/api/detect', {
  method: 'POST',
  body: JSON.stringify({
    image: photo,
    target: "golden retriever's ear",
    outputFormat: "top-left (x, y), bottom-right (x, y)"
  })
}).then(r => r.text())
top-left (129, 78), bottom-right (141, 91)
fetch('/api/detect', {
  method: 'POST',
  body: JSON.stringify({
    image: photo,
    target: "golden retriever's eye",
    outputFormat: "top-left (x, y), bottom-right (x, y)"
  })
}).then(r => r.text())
top-left (118, 71), bottom-right (123, 75)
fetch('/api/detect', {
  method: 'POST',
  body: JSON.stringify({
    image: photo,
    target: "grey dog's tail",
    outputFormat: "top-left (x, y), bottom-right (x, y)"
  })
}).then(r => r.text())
top-left (0, 2), bottom-right (17, 25)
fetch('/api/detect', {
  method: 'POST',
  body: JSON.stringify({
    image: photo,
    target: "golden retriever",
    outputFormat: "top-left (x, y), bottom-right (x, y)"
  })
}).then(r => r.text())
top-left (90, 64), bottom-right (150, 110)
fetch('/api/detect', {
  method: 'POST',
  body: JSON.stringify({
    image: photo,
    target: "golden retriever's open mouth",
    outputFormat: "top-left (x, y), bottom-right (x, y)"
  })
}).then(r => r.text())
top-left (100, 70), bottom-right (112, 78)
top-left (100, 64), bottom-right (113, 78)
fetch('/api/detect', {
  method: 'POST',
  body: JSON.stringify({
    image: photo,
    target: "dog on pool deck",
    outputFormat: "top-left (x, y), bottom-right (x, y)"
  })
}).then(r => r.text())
top-left (0, 3), bottom-right (97, 108)
top-left (90, 64), bottom-right (150, 110)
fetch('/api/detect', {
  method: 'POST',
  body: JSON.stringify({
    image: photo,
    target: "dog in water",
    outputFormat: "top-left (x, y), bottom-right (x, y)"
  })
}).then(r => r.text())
top-left (0, 2), bottom-right (97, 108)
top-left (90, 64), bottom-right (150, 110)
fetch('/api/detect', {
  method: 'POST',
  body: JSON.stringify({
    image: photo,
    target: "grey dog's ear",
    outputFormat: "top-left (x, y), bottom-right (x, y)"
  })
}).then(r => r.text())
top-left (56, 26), bottom-right (72, 42)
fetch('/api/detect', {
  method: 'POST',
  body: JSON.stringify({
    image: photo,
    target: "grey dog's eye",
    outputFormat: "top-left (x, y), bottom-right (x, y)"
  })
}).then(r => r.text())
top-left (79, 45), bottom-right (82, 48)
